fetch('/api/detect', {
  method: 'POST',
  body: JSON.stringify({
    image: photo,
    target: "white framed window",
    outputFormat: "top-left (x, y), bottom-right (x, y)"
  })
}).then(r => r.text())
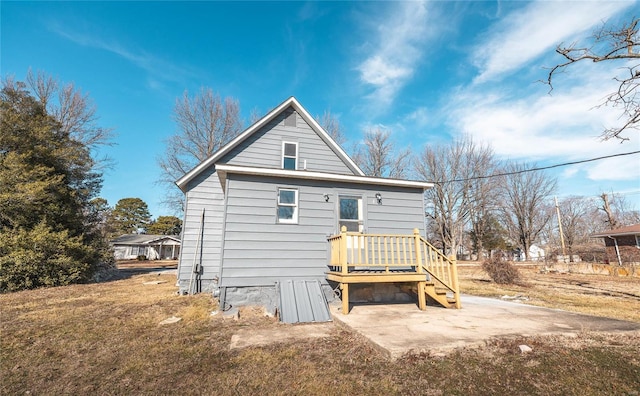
top-left (339, 195), bottom-right (363, 232)
top-left (636, 235), bottom-right (640, 248)
top-left (282, 141), bottom-right (298, 170)
top-left (131, 246), bottom-right (146, 256)
top-left (277, 188), bottom-right (298, 224)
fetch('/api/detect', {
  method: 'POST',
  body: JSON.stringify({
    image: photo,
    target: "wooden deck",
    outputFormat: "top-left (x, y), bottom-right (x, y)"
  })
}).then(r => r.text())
top-left (326, 269), bottom-right (428, 283)
top-left (327, 228), bottom-right (460, 314)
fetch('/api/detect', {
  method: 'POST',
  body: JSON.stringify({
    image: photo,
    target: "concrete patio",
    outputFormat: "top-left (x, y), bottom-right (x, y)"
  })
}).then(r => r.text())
top-left (330, 295), bottom-right (640, 359)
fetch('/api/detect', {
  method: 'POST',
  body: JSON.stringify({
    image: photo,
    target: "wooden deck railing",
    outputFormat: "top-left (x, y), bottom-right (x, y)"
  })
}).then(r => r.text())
top-left (328, 227), bottom-right (460, 308)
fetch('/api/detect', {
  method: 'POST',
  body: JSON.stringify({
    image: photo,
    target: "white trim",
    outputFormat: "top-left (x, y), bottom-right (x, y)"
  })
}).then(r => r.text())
top-left (339, 195), bottom-right (364, 232)
top-left (282, 141), bottom-right (298, 170)
top-left (277, 188), bottom-right (298, 224)
top-left (216, 164), bottom-right (434, 190)
top-left (145, 236), bottom-right (181, 244)
top-left (175, 97), bottom-right (364, 191)
top-left (288, 97), bottom-right (364, 176)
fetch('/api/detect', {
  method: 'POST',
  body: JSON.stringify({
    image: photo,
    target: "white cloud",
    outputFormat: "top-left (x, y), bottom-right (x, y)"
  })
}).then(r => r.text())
top-left (472, 0), bottom-right (634, 83)
top-left (447, 60), bottom-right (640, 182)
top-left (356, 1), bottom-right (432, 108)
top-left (405, 107), bottom-right (430, 128)
top-left (586, 154), bottom-right (640, 181)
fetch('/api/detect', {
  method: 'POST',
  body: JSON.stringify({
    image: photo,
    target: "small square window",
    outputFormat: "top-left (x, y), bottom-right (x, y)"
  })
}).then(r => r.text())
top-left (282, 142), bottom-right (297, 170)
top-left (277, 188), bottom-right (298, 224)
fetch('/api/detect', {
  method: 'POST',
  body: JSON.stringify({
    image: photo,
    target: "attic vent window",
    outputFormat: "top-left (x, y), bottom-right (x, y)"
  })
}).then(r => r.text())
top-left (282, 142), bottom-right (298, 170)
top-left (284, 111), bottom-right (297, 127)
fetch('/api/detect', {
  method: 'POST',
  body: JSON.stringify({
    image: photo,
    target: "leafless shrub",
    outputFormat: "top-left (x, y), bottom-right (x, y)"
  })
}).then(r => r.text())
top-left (482, 255), bottom-right (520, 284)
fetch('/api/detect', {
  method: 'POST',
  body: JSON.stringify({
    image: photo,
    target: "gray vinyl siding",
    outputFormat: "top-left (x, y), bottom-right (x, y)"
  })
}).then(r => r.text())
top-left (220, 107), bottom-right (355, 175)
top-left (177, 166), bottom-right (225, 289)
top-left (219, 173), bottom-right (425, 287)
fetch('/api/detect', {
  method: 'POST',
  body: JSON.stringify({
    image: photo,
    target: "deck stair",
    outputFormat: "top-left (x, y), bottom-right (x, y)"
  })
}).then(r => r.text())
top-left (327, 227), bottom-right (461, 313)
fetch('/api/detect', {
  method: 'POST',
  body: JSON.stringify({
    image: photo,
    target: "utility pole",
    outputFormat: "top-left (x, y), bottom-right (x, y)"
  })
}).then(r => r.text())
top-left (554, 196), bottom-right (567, 262)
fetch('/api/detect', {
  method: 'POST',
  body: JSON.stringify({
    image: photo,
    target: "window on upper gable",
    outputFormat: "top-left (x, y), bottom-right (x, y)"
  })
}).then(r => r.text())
top-left (277, 188), bottom-right (298, 224)
top-left (282, 142), bottom-right (298, 170)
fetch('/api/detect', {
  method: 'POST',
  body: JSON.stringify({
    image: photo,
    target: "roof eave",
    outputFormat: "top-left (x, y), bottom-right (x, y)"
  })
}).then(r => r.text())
top-left (216, 164), bottom-right (433, 190)
top-left (590, 231), bottom-right (640, 238)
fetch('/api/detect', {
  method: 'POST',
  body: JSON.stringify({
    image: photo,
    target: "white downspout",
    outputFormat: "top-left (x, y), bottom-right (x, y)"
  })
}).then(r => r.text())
top-left (607, 236), bottom-right (622, 266)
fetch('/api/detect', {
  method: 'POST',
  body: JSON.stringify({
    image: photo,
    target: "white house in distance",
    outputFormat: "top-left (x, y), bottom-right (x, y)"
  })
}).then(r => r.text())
top-left (175, 97), bottom-right (460, 322)
top-left (111, 234), bottom-right (181, 260)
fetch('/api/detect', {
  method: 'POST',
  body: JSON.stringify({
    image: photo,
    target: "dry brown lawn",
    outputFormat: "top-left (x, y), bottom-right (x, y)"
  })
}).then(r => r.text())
top-left (459, 265), bottom-right (640, 322)
top-left (1, 267), bottom-right (639, 395)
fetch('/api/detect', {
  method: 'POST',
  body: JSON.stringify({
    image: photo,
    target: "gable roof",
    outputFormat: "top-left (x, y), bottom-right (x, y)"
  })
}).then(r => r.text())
top-left (176, 97), bottom-right (364, 191)
top-left (591, 224), bottom-right (640, 238)
top-left (111, 234), bottom-right (181, 245)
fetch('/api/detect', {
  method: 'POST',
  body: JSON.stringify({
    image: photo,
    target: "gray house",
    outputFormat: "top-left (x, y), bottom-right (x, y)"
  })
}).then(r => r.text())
top-left (176, 97), bottom-right (459, 320)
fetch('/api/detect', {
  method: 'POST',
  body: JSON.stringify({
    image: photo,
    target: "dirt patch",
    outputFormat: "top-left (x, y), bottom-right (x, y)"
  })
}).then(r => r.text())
top-left (116, 259), bottom-right (178, 269)
top-left (230, 323), bottom-right (335, 350)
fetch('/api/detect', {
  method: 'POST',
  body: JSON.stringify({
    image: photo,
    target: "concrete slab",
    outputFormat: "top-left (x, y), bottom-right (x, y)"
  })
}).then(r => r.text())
top-left (331, 295), bottom-right (640, 359)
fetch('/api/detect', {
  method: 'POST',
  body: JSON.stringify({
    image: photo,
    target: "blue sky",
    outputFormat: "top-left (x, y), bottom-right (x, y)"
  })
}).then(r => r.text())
top-left (2, 1), bottom-right (639, 218)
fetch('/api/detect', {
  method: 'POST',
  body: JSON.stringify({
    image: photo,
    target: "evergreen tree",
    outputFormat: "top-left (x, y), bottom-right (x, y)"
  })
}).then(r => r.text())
top-left (109, 198), bottom-right (152, 235)
top-left (147, 216), bottom-right (182, 235)
top-left (0, 79), bottom-right (112, 292)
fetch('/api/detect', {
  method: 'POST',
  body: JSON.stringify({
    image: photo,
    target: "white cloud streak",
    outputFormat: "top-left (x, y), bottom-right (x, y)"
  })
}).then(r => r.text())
top-left (472, 1), bottom-right (634, 83)
top-left (357, 1), bottom-right (431, 109)
top-left (48, 21), bottom-right (194, 88)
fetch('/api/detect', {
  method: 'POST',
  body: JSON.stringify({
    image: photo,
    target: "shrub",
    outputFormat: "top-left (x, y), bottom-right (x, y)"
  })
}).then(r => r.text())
top-left (136, 255), bottom-right (147, 261)
top-left (482, 255), bottom-right (520, 284)
top-left (0, 222), bottom-right (95, 292)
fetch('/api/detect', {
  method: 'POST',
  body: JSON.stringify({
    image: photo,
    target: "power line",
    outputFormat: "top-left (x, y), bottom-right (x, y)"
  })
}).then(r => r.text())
top-left (438, 150), bottom-right (640, 184)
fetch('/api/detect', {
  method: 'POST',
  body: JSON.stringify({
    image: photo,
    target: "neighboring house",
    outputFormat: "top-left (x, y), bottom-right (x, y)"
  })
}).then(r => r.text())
top-left (175, 97), bottom-right (445, 319)
top-left (591, 224), bottom-right (640, 265)
top-left (111, 234), bottom-right (181, 260)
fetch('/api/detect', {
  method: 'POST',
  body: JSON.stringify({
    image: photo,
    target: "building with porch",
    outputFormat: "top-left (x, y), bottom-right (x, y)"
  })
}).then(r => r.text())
top-left (175, 97), bottom-right (459, 321)
top-left (111, 234), bottom-right (181, 260)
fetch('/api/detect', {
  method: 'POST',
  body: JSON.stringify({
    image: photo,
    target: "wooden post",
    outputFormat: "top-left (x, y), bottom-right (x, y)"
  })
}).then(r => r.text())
top-left (417, 281), bottom-right (426, 311)
top-left (449, 254), bottom-right (461, 309)
top-left (341, 283), bottom-right (349, 314)
top-left (413, 228), bottom-right (423, 273)
top-left (340, 226), bottom-right (348, 275)
top-left (414, 229), bottom-right (426, 310)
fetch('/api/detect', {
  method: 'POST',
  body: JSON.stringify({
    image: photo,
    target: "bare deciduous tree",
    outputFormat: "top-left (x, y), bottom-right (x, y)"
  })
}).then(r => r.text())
top-left (466, 150), bottom-right (500, 259)
top-left (499, 163), bottom-right (557, 260)
top-left (317, 110), bottom-right (347, 147)
top-left (158, 88), bottom-right (243, 213)
top-left (415, 135), bottom-right (495, 256)
top-left (26, 69), bottom-right (114, 150)
top-left (599, 192), bottom-right (620, 230)
top-left (599, 192), bottom-right (640, 228)
top-left (546, 17), bottom-right (640, 141)
top-left (353, 128), bottom-right (411, 178)
top-left (556, 196), bottom-right (598, 259)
